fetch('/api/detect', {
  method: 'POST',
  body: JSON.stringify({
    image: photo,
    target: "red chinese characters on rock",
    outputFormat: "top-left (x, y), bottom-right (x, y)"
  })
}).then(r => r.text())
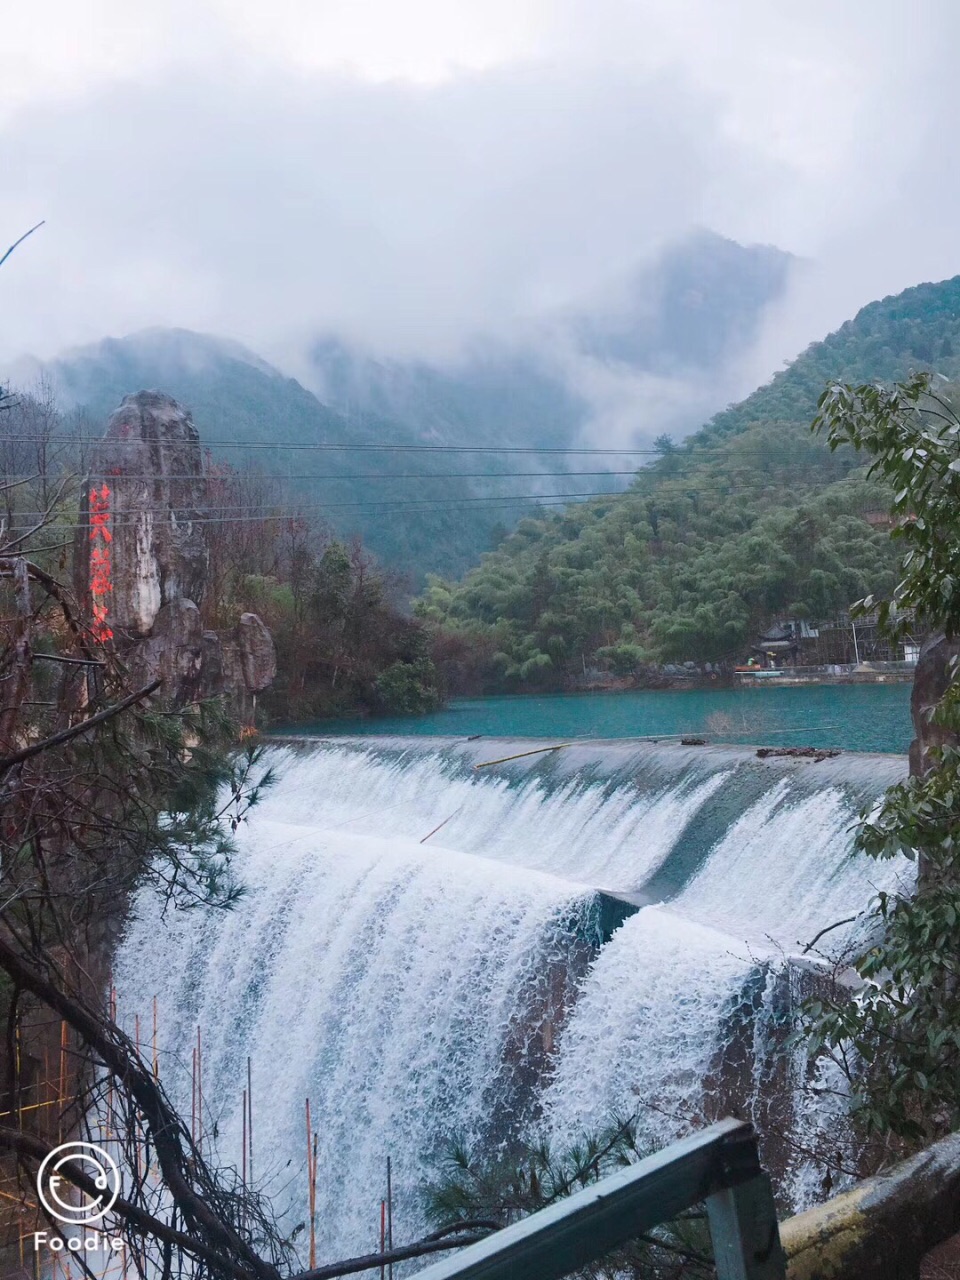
top-left (89, 484), bottom-right (114, 642)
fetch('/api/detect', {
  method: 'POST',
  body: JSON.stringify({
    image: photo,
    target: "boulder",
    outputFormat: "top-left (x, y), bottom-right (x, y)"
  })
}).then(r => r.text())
top-left (200, 630), bottom-right (225, 700)
top-left (237, 612), bottom-right (277, 692)
top-left (130, 598), bottom-right (204, 702)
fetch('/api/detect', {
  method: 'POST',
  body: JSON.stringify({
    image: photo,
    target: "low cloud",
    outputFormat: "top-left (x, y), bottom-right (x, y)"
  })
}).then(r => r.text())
top-left (4, 0), bottom-right (960, 446)
top-left (0, 61), bottom-right (742, 365)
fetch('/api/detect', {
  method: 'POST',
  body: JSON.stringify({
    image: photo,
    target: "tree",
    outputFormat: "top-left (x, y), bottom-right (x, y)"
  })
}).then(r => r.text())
top-left (800, 373), bottom-right (960, 1144)
top-left (0, 460), bottom-right (488, 1279)
top-left (0, 230), bottom-right (461, 1277)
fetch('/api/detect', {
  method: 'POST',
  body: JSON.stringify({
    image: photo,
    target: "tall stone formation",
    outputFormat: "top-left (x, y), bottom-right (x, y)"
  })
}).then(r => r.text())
top-left (77, 391), bottom-right (276, 706)
top-left (80, 391), bottom-right (208, 636)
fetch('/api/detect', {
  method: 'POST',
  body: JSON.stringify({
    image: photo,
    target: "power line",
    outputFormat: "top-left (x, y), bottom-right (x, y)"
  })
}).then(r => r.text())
top-left (4, 477), bottom-right (868, 535)
top-left (0, 469), bottom-right (643, 482)
top-left (117, 488), bottom-right (618, 515)
top-left (1, 436), bottom-right (661, 455)
top-left (2, 463), bottom-right (857, 492)
top-left (6, 491), bottom-right (622, 531)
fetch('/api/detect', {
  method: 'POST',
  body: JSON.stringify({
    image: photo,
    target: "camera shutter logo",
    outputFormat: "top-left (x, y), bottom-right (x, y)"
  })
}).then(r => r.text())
top-left (37, 1142), bottom-right (121, 1226)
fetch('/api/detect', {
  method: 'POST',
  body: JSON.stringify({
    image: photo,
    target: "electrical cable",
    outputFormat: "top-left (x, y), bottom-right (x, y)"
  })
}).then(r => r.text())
top-left (1, 436), bottom-right (663, 454)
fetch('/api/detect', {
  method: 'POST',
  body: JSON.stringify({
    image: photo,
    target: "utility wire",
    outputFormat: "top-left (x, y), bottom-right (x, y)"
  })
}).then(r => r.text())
top-left (7, 476), bottom-right (845, 523)
top-left (4, 492), bottom-right (878, 536)
top-left (2, 468), bottom-right (856, 494)
top-left (3, 473), bottom-right (872, 534)
top-left (3, 492), bottom-right (627, 534)
top-left (1, 436), bottom-right (661, 455)
top-left (0, 469), bottom-right (644, 482)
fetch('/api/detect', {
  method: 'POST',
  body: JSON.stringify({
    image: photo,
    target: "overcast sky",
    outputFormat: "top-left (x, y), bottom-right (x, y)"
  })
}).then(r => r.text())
top-left (1, 0), bottom-right (957, 388)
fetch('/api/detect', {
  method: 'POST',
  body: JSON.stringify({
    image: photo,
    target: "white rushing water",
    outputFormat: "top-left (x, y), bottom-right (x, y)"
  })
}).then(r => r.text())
top-left (114, 736), bottom-right (911, 1263)
top-left (540, 907), bottom-right (758, 1145)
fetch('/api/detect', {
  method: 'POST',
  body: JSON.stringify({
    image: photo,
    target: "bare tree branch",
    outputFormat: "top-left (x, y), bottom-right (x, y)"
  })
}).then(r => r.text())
top-left (0, 1126), bottom-right (260, 1280)
top-left (0, 221), bottom-right (45, 270)
top-left (0, 937), bottom-right (282, 1280)
top-left (291, 1233), bottom-right (492, 1280)
top-left (0, 679), bottom-right (163, 773)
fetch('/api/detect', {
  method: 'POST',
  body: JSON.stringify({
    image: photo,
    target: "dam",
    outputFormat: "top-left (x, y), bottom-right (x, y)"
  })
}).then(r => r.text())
top-left (113, 736), bottom-right (910, 1265)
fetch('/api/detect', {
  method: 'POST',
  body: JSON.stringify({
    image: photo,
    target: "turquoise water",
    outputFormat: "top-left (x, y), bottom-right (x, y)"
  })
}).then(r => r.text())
top-left (283, 682), bottom-right (913, 754)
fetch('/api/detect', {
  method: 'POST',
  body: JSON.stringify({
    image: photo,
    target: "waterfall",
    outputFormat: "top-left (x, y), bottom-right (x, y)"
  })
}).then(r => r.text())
top-left (113, 736), bottom-right (911, 1264)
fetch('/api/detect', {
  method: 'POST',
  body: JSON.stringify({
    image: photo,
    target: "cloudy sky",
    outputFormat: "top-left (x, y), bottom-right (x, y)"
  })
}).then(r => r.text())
top-left (1, 0), bottom-right (956, 385)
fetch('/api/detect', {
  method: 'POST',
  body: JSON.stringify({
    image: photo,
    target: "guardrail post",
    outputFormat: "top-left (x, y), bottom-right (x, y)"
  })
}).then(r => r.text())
top-left (413, 1120), bottom-right (785, 1280)
top-left (707, 1172), bottom-right (786, 1280)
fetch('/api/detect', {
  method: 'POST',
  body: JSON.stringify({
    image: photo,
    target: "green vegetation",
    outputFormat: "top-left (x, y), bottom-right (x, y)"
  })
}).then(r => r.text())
top-left (418, 276), bottom-right (960, 689)
top-left (800, 373), bottom-right (960, 1145)
top-left (701, 277), bottom-right (960, 443)
top-left (202, 471), bottom-right (444, 721)
top-left (417, 439), bottom-right (897, 687)
top-left (424, 1117), bottom-right (712, 1280)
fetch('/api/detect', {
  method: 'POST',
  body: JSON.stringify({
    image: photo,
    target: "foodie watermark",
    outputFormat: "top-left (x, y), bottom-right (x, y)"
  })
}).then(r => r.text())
top-left (33, 1141), bottom-right (125, 1255)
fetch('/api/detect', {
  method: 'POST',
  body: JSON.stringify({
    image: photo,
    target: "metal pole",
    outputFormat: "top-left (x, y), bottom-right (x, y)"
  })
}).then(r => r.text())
top-left (851, 618), bottom-right (860, 665)
top-left (306, 1098), bottom-right (317, 1269)
top-left (386, 1157), bottom-right (394, 1280)
top-left (191, 1047), bottom-right (196, 1145)
top-left (706, 1174), bottom-right (785, 1280)
top-left (196, 1026), bottom-right (202, 1156)
top-left (380, 1200), bottom-right (386, 1280)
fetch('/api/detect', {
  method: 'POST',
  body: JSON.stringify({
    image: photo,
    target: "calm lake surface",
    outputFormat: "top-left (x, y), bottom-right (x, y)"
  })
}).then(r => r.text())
top-left (285, 682), bottom-right (913, 755)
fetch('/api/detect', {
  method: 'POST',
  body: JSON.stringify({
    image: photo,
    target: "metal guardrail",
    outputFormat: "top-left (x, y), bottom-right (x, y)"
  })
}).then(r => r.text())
top-left (414, 1118), bottom-right (785, 1280)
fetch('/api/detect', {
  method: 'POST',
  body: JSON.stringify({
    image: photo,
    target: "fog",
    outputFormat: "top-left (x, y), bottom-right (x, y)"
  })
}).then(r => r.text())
top-left (3, 0), bottom-right (960, 438)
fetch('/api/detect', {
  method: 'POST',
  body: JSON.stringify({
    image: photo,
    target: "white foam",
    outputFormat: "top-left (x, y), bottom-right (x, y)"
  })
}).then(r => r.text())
top-left (114, 738), bottom-right (907, 1261)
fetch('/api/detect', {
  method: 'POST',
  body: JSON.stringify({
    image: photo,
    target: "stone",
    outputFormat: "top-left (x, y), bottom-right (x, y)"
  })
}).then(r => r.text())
top-left (77, 391), bottom-right (277, 709)
top-left (237, 612), bottom-right (277, 692)
top-left (130, 599), bottom-right (204, 702)
top-left (908, 633), bottom-right (960, 777)
top-left (907, 633), bottom-right (960, 892)
top-left (200, 630), bottom-right (225, 700)
top-left (77, 391), bottom-right (207, 638)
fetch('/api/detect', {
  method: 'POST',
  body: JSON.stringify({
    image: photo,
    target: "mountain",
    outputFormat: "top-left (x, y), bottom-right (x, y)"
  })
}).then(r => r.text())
top-left (15, 231), bottom-right (794, 584)
top-left (701, 275), bottom-right (960, 442)
top-left (309, 338), bottom-right (587, 450)
top-left (308, 231), bottom-right (793, 450)
top-left (26, 329), bottom-right (525, 580)
top-left (417, 274), bottom-right (960, 684)
top-left (570, 229), bottom-right (792, 374)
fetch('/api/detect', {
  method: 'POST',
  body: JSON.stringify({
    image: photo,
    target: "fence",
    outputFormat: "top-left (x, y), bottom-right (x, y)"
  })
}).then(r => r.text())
top-left (414, 1117), bottom-right (785, 1280)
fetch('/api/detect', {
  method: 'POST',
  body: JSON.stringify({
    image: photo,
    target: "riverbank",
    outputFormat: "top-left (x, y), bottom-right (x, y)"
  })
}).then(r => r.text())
top-left (734, 662), bottom-right (915, 687)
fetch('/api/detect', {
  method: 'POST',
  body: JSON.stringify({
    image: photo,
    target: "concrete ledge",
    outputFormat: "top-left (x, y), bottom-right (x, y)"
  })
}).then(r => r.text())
top-left (781, 1132), bottom-right (960, 1280)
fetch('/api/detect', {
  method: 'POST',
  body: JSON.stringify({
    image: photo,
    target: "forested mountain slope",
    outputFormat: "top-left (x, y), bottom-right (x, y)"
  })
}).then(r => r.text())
top-left (702, 276), bottom-right (960, 440)
top-left (13, 233), bottom-right (791, 584)
top-left (417, 276), bottom-right (960, 684)
top-left (30, 329), bottom-right (521, 579)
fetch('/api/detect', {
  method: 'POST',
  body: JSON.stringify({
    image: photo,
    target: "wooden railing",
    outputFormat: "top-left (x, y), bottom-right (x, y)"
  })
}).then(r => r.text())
top-left (414, 1117), bottom-right (785, 1280)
